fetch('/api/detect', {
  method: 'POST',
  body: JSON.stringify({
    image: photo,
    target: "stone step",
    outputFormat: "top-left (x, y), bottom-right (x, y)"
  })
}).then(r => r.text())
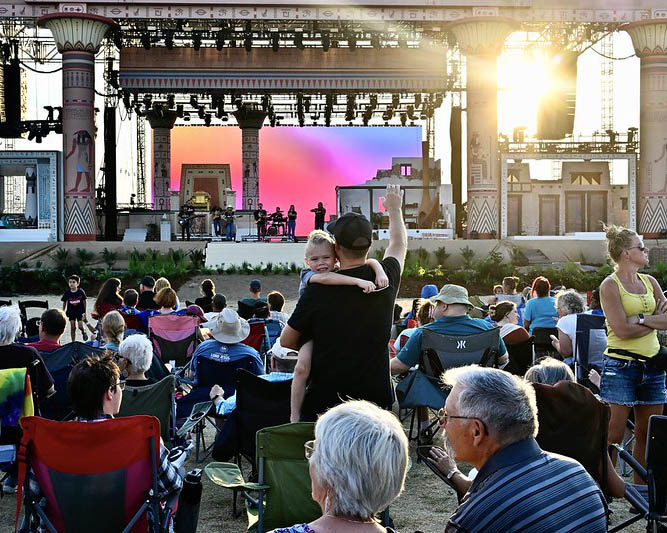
top-left (122, 228), bottom-right (147, 242)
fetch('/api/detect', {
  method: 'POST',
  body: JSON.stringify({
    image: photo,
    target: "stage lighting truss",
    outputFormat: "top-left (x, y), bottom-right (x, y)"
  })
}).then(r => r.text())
top-left (498, 130), bottom-right (639, 156)
top-left (121, 90), bottom-right (445, 127)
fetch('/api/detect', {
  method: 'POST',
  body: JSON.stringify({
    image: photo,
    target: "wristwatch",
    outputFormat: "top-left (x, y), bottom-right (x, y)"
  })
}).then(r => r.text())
top-left (446, 469), bottom-right (458, 480)
top-left (638, 313), bottom-right (645, 326)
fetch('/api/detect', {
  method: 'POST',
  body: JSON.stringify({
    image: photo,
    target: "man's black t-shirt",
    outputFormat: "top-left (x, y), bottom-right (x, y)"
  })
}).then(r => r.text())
top-left (137, 290), bottom-right (159, 311)
top-left (288, 256), bottom-right (402, 419)
top-left (0, 344), bottom-right (54, 402)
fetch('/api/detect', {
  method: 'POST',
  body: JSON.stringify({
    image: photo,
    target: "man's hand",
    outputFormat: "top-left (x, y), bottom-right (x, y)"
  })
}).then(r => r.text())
top-left (428, 446), bottom-right (458, 476)
top-left (357, 279), bottom-right (376, 293)
top-left (209, 384), bottom-right (224, 402)
top-left (382, 184), bottom-right (404, 211)
top-left (375, 271), bottom-right (389, 289)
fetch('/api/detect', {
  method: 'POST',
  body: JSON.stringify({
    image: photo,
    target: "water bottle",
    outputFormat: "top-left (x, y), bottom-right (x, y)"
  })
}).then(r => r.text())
top-left (174, 469), bottom-right (203, 533)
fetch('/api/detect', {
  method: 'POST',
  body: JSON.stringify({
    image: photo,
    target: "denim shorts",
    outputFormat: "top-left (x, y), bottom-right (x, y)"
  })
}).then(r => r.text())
top-left (600, 355), bottom-right (667, 406)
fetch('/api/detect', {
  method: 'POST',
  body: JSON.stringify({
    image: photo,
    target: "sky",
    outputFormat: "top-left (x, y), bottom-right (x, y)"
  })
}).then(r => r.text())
top-left (170, 126), bottom-right (422, 234)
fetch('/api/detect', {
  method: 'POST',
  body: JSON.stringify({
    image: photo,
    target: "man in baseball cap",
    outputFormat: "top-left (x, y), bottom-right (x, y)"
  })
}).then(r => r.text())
top-left (391, 283), bottom-right (508, 376)
top-left (137, 275), bottom-right (159, 311)
top-left (326, 212), bottom-right (373, 251)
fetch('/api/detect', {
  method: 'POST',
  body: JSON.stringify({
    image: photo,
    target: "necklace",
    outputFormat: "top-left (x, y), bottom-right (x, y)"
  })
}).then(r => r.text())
top-left (323, 513), bottom-right (376, 525)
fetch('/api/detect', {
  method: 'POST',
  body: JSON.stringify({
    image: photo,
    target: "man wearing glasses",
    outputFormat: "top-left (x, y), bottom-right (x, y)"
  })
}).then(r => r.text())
top-left (428, 366), bottom-right (607, 532)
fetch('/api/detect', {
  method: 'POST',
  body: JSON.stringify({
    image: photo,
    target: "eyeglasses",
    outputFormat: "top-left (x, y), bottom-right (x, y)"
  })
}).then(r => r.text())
top-left (113, 353), bottom-right (127, 363)
top-left (437, 408), bottom-right (488, 435)
top-left (111, 380), bottom-right (126, 392)
top-left (304, 439), bottom-right (316, 460)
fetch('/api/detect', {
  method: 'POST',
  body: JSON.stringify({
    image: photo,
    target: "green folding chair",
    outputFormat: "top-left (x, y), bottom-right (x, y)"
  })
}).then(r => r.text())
top-left (205, 422), bottom-right (321, 532)
top-left (117, 375), bottom-right (176, 447)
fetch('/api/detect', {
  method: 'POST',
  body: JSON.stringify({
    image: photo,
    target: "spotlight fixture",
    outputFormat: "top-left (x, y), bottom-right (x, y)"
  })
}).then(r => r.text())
top-left (321, 32), bottom-right (330, 52)
top-left (165, 30), bottom-right (174, 50)
top-left (190, 95), bottom-right (198, 108)
top-left (141, 32), bottom-right (151, 50)
top-left (295, 31), bottom-right (304, 50)
top-left (271, 32), bottom-right (279, 52)
top-left (193, 31), bottom-right (202, 51)
top-left (198, 105), bottom-right (205, 119)
top-left (167, 94), bottom-right (175, 108)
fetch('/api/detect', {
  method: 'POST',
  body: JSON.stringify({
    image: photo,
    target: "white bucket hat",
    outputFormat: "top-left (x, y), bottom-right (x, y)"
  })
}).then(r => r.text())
top-left (210, 308), bottom-right (250, 344)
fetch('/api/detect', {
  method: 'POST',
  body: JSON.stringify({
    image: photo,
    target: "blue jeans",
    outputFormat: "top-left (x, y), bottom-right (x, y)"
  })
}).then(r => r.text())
top-left (600, 355), bottom-right (667, 406)
top-left (287, 219), bottom-right (296, 239)
top-left (226, 222), bottom-right (235, 241)
top-left (213, 219), bottom-right (222, 236)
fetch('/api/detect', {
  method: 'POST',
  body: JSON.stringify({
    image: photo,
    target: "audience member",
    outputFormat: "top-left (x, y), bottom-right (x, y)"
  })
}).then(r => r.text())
top-left (282, 184), bottom-right (406, 421)
top-left (403, 285), bottom-right (437, 326)
top-left (92, 278), bottom-right (123, 320)
top-left (488, 301), bottom-right (529, 345)
top-left (202, 294), bottom-right (227, 328)
top-left (100, 311), bottom-right (125, 352)
top-left (28, 308), bottom-right (67, 353)
top-left (194, 279), bottom-right (215, 313)
top-left (267, 290), bottom-right (289, 324)
top-left (524, 356), bottom-right (574, 384)
top-left (119, 289), bottom-right (147, 333)
top-left (253, 301), bottom-right (271, 319)
top-left (274, 400), bottom-right (408, 533)
top-left (155, 287), bottom-right (179, 313)
top-left (550, 290), bottom-right (585, 358)
top-left (522, 276), bottom-right (558, 334)
top-left (117, 334), bottom-right (155, 387)
top-left (393, 298), bottom-right (433, 352)
top-left (189, 308), bottom-right (263, 384)
top-left (587, 288), bottom-right (604, 316)
top-left (153, 277), bottom-right (171, 295)
top-left (599, 224), bottom-right (667, 483)
top-left (495, 276), bottom-right (524, 306)
top-left (61, 274), bottom-right (88, 342)
top-left (428, 366), bottom-right (607, 532)
top-left (239, 279), bottom-right (266, 307)
top-left (136, 275), bottom-right (158, 311)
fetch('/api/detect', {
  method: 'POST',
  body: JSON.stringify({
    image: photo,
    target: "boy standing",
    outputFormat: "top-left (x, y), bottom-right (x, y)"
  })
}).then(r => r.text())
top-left (61, 274), bottom-right (88, 341)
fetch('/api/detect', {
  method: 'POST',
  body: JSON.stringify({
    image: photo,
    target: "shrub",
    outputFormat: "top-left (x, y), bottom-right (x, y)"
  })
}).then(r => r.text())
top-left (74, 248), bottom-right (94, 269)
top-left (101, 248), bottom-right (117, 270)
top-left (460, 246), bottom-right (476, 270)
top-left (434, 247), bottom-right (450, 266)
top-left (51, 248), bottom-right (71, 270)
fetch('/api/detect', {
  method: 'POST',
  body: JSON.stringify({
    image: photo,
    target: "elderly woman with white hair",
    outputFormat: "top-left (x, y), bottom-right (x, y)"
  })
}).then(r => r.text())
top-left (272, 400), bottom-right (409, 533)
top-left (550, 289), bottom-right (586, 359)
top-left (117, 334), bottom-right (155, 387)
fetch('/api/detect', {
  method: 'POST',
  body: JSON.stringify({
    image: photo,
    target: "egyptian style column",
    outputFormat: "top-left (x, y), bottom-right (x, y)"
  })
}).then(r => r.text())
top-left (146, 107), bottom-right (178, 211)
top-left (38, 13), bottom-right (114, 241)
top-left (233, 105), bottom-right (267, 210)
top-left (25, 167), bottom-right (37, 223)
top-left (448, 17), bottom-right (516, 238)
top-left (623, 20), bottom-right (667, 237)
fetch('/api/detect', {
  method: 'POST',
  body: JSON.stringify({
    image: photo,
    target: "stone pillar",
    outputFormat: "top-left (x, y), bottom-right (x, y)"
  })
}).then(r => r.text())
top-left (448, 17), bottom-right (516, 238)
top-left (25, 166), bottom-right (37, 223)
top-left (146, 107), bottom-right (178, 211)
top-left (623, 20), bottom-right (667, 237)
top-left (38, 13), bottom-right (114, 241)
top-left (233, 105), bottom-right (267, 210)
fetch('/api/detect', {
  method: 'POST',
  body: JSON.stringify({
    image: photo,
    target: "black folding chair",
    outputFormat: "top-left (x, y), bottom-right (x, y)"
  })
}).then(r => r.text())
top-left (18, 300), bottom-right (49, 337)
top-left (610, 415), bottom-right (667, 532)
top-left (0, 299), bottom-right (12, 307)
top-left (504, 336), bottom-right (535, 376)
top-left (573, 313), bottom-right (607, 388)
top-left (532, 327), bottom-right (559, 360)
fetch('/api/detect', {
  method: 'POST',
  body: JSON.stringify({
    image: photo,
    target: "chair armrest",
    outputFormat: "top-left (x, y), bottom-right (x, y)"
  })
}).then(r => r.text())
top-left (612, 444), bottom-right (648, 482)
top-left (177, 401), bottom-right (215, 437)
top-left (204, 462), bottom-right (269, 491)
top-left (624, 483), bottom-right (649, 515)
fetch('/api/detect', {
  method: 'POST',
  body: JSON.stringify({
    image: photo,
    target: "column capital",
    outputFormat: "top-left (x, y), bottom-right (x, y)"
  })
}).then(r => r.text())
top-left (447, 16), bottom-right (517, 56)
top-left (233, 104), bottom-right (268, 129)
top-left (146, 108), bottom-right (179, 130)
top-left (623, 20), bottom-right (667, 58)
top-left (37, 13), bottom-right (116, 54)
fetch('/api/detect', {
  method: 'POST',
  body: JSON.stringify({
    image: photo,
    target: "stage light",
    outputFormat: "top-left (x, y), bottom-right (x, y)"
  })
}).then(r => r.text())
top-left (369, 95), bottom-right (377, 109)
top-left (348, 32), bottom-right (356, 51)
top-left (244, 34), bottom-right (252, 52)
top-left (295, 31), bottom-right (304, 50)
top-left (204, 113), bottom-right (212, 126)
top-left (216, 30), bottom-right (226, 50)
top-left (44, 105), bottom-right (54, 121)
top-left (190, 95), bottom-right (198, 108)
top-left (400, 113), bottom-right (407, 126)
top-left (271, 32), bottom-right (279, 52)
top-left (198, 105), bottom-right (205, 119)
top-left (167, 94), bottom-right (175, 108)
top-left (183, 111), bottom-right (190, 122)
top-left (176, 104), bottom-right (184, 117)
top-left (141, 32), bottom-right (151, 50)
top-left (322, 32), bottom-right (330, 52)
top-left (371, 34), bottom-right (380, 49)
top-left (165, 30), bottom-right (174, 50)
top-left (193, 31), bottom-right (202, 51)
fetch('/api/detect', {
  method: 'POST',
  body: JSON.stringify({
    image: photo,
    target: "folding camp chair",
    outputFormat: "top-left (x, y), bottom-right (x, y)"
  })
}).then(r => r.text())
top-left (396, 327), bottom-right (500, 445)
top-left (205, 422), bottom-right (321, 532)
top-left (243, 321), bottom-right (268, 358)
top-left (0, 299), bottom-right (12, 307)
top-left (118, 376), bottom-right (177, 447)
top-left (149, 315), bottom-right (200, 368)
top-left (504, 336), bottom-right (535, 376)
top-left (532, 327), bottom-right (559, 360)
top-left (17, 415), bottom-right (175, 533)
top-left (610, 415), bottom-right (667, 532)
top-left (573, 313), bottom-right (607, 386)
top-left (247, 318), bottom-right (284, 369)
top-left (145, 352), bottom-right (170, 383)
top-left (18, 300), bottom-right (49, 337)
top-left (39, 342), bottom-right (105, 421)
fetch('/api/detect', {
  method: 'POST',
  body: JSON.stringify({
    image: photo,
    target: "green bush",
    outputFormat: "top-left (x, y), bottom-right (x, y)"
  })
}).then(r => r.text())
top-left (101, 248), bottom-right (117, 270)
top-left (434, 246), bottom-right (450, 266)
top-left (460, 246), bottom-right (476, 270)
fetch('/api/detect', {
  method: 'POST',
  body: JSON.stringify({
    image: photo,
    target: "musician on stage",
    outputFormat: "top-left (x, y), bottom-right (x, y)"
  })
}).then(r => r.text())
top-left (224, 206), bottom-right (236, 241)
top-left (178, 200), bottom-right (196, 241)
top-left (212, 206), bottom-right (223, 237)
top-left (287, 204), bottom-right (297, 241)
top-left (311, 202), bottom-right (326, 230)
top-left (254, 202), bottom-right (268, 239)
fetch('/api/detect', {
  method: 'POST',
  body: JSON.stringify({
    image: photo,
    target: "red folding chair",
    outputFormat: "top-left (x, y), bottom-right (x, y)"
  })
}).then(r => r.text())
top-left (16, 415), bottom-right (170, 532)
top-left (242, 321), bottom-right (267, 354)
top-left (148, 315), bottom-right (200, 368)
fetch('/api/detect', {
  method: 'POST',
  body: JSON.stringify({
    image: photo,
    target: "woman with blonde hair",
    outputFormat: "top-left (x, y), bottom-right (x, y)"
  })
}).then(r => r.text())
top-left (100, 310), bottom-right (125, 352)
top-left (153, 277), bottom-right (171, 294)
top-left (599, 224), bottom-right (667, 482)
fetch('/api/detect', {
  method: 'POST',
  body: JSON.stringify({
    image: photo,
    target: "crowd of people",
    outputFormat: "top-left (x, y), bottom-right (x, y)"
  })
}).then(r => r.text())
top-left (0, 185), bottom-right (665, 531)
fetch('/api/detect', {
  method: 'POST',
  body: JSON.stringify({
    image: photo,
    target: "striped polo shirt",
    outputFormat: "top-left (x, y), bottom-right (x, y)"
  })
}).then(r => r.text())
top-left (447, 438), bottom-right (608, 532)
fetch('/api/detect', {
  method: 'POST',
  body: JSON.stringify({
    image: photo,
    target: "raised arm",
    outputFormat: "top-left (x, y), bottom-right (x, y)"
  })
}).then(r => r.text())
top-left (600, 277), bottom-right (652, 340)
top-left (309, 272), bottom-right (376, 293)
top-left (382, 184), bottom-right (407, 272)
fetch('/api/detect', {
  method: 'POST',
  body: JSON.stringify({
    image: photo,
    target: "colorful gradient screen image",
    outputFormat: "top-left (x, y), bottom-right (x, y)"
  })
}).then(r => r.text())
top-left (170, 126), bottom-right (422, 235)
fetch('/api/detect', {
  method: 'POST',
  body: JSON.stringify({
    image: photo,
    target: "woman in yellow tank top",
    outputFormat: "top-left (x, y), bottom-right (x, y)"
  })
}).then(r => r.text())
top-left (600, 225), bottom-right (667, 483)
